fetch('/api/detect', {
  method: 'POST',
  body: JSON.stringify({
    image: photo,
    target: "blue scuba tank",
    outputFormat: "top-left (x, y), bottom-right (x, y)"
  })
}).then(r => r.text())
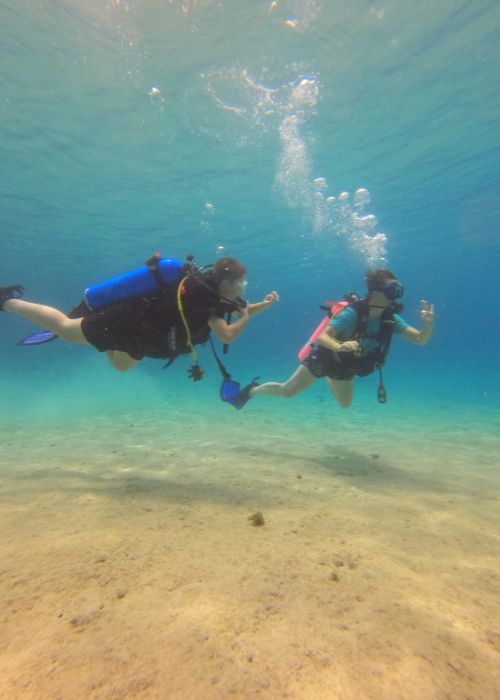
top-left (84, 257), bottom-right (183, 311)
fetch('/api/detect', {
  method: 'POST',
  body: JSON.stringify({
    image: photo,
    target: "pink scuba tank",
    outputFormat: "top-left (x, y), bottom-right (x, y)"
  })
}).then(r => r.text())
top-left (298, 301), bottom-right (349, 362)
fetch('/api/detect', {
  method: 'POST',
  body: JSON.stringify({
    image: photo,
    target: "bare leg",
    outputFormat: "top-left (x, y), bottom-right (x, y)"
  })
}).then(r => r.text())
top-left (5, 298), bottom-right (139, 372)
top-left (324, 377), bottom-right (354, 408)
top-left (250, 365), bottom-right (316, 399)
top-left (106, 350), bottom-right (138, 372)
top-left (4, 298), bottom-right (87, 344)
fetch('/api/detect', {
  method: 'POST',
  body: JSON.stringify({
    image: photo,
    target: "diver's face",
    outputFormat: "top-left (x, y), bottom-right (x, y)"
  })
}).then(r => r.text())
top-left (219, 277), bottom-right (248, 300)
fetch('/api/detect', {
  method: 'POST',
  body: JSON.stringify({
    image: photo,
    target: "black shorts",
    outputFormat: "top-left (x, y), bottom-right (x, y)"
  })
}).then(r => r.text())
top-left (302, 346), bottom-right (376, 381)
top-left (81, 296), bottom-right (176, 360)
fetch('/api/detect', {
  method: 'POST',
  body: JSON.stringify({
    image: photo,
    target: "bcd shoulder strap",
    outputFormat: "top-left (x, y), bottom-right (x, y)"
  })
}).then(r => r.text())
top-left (349, 299), bottom-right (370, 339)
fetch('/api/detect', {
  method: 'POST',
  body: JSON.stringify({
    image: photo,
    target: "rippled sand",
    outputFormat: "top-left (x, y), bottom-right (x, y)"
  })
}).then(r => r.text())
top-left (1, 403), bottom-right (499, 699)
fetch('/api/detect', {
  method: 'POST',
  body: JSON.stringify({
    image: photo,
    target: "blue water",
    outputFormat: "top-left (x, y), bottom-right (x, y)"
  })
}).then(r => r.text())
top-left (1, 0), bottom-right (499, 420)
top-left (2, 5), bottom-right (500, 697)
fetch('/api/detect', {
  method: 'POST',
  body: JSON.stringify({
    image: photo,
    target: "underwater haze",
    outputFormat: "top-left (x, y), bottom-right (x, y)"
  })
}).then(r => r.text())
top-left (1, 2), bottom-right (500, 699)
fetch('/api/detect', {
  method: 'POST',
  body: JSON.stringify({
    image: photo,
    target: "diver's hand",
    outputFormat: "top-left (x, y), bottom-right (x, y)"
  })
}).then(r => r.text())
top-left (235, 304), bottom-right (250, 320)
top-left (263, 291), bottom-right (279, 305)
top-left (420, 300), bottom-right (435, 324)
top-left (337, 340), bottom-right (360, 353)
top-left (246, 293), bottom-right (279, 318)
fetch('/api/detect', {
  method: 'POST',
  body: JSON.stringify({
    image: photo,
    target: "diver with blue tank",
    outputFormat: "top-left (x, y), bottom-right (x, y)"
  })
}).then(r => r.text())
top-left (0, 254), bottom-right (279, 379)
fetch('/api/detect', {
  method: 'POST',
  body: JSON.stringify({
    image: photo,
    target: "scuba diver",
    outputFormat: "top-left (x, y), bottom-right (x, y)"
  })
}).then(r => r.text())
top-left (0, 255), bottom-right (279, 381)
top-left (226, 268), bottom-right (434, 409)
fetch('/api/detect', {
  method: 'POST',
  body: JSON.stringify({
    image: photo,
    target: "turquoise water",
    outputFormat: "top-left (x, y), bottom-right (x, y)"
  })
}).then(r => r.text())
top-left (1, 0), bottom-right (499, 424)
top-left (1, 7), bottom-right (500, 696)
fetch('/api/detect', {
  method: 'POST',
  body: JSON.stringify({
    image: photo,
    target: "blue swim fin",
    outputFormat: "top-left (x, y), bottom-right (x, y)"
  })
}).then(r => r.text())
top-left (17, 330), bottom-right (58, 346)
top-left (220, 378), bottom-right (241, 403)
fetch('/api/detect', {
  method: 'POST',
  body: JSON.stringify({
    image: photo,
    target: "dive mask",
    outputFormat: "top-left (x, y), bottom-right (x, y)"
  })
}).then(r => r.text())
top-left (233, 277), bottom-right (248, 294)
top-left (374, 280), bottom-right (405, 300)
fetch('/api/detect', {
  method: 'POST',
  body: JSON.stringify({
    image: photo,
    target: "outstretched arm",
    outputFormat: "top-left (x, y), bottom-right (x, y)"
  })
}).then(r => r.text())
top-left (208, 292), bottom-right (280, 343)
top-left (401, 300), bottom-right (435, 345)
top-left (247, 291), bottom-right (280, 318)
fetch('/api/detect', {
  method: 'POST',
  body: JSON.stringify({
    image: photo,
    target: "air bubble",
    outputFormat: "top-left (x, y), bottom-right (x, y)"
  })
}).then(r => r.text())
top-left (313, 177), bottom-right (327, 189)
top-left (354, 188), bottom-right (370, 206)
top-left (351, 213), bottom-right (377, 229)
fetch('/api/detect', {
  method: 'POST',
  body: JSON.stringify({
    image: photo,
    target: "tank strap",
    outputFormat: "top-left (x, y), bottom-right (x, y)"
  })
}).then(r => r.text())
top-left (145, 253), bottom-right (170, 292)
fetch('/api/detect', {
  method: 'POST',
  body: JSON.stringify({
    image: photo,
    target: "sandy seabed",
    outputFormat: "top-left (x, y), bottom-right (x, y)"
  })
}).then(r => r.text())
top-left (0, 403), bottom-right (499, 700)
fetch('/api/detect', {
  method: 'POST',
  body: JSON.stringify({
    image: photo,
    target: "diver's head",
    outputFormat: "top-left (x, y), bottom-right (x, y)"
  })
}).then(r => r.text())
top-left (213, 257), bottom-right (247, 301)
top-left (365, 268), bottom-right (404, 305)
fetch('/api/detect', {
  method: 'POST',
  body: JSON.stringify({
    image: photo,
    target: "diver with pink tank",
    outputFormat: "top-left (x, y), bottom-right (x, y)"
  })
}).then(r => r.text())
top-left (226, 268), bottom-right (434, 409)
